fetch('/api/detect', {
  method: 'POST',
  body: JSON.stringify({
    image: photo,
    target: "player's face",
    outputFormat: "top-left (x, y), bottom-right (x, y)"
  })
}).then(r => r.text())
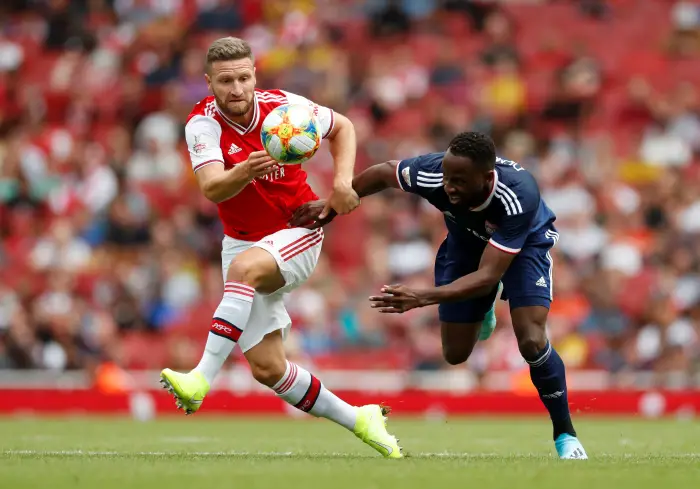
top-left (442, 150), bottom-right (494, 208)
top-left (206, 58), bottom-right (256, 119)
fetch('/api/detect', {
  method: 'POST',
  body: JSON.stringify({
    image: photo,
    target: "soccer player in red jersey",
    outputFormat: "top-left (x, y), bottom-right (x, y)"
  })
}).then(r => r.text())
top-left (159, 37), bottom-right (402, 458)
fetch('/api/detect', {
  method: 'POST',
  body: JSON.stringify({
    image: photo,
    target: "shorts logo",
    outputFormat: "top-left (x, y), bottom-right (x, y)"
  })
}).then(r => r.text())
top-left (262, 240), bottom-right (273, 246)
top-left (485, 221), bottom-right (498, 235)
top-left (401, 167), bottom-right (411, 187)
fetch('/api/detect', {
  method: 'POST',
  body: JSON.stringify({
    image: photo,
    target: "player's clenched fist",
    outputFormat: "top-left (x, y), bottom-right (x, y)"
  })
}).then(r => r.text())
top-left (241, 150), bottom-right (278, 179)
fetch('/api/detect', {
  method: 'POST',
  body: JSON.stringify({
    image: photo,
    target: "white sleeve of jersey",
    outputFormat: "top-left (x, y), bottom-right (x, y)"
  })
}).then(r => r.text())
top-left (185, 115), bottom-right (225, 173)
top-left (280, 90), bottom-right (335, 139)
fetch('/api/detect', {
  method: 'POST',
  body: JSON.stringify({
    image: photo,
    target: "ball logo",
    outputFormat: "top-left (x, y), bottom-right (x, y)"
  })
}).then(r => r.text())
top-left (212, 322), bottom-right (232, 334)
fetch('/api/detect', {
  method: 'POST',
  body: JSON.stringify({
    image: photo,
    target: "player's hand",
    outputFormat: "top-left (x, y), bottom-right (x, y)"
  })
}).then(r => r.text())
top-left (369, 285), bottom-right (429, 313)
top-left (289, 200), bottom-right (338, 229)
top-left (241, 150), bottom-right (278, 179)
top-left (322, 183), bottom-right (359, 218)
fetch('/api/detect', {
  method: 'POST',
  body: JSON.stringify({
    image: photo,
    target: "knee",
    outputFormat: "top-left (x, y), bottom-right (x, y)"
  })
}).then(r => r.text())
top-left (249, 358), bottom-right (288, 388)
top-left (442, 344), bottom-right (474, 366)
top-left (227, 259), bottom-right (267, 289)
top-left (515, 325), bottom-right (547, 360)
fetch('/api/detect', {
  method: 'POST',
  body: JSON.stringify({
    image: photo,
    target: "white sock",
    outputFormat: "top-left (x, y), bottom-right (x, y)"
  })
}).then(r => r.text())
top-left (193, 282), bottom-right (255, 385)
top-left (272, 361), bottom-right (357, 431)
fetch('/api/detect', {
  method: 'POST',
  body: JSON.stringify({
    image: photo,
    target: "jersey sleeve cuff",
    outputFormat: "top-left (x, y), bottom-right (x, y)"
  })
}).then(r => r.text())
top-left (193, 159), bottom-right (224, 173)
top-left (322, 110), bottom-right (335, 139)
top-left (488, 239), bottom-right (521, 254)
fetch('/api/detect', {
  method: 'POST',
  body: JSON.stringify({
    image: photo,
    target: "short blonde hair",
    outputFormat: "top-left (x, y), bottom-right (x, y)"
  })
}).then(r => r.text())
top-left (206, 37), bottom-right (253, 72)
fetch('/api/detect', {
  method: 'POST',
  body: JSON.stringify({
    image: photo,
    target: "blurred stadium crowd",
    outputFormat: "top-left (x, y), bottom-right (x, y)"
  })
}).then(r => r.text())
top-left (1, 0), bottom-right (699, 377)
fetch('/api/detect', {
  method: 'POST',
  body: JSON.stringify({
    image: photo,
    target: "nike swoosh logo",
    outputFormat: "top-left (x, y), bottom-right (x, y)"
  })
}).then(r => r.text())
top-left (367, 439), bottom-right (393, 456)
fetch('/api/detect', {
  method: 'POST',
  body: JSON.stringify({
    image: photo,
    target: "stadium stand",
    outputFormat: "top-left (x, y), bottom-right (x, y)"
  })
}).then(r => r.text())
top-left (1, 0), bottom-right (699, 383)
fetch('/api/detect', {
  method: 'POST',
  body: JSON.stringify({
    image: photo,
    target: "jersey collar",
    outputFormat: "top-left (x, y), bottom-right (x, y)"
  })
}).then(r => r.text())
top-left (469, 169), bottom-right (498, 212)
top-left (215, 92), bottom-right (260, 135)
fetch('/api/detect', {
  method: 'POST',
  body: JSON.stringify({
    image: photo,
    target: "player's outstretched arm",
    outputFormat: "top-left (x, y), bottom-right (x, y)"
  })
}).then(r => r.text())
top-left (288, 160), bottom-right (402, 228)
top-left (370, 245), bottom-right (516, 313)
top-left (196, 151), bottom-right (277, 203)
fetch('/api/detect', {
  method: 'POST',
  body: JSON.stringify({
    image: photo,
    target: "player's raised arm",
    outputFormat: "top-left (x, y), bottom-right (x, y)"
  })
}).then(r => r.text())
top-left (288, 160), bottom-right (402, 228)
top-left (186, 117), bottom-right (277, 203)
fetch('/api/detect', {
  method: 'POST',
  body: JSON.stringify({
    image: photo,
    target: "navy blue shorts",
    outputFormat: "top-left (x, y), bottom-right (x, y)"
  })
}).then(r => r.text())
top-left (434, 233), bottom-right (555, 324)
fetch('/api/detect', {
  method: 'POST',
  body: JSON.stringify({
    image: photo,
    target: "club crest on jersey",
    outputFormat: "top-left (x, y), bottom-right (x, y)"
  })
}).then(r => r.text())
top-left (485, 221), bottom-right (498, 235)
top-left (401, 167), bottom-right (411, 187)
top-left (193, 135), bottom-right (206, 154)
top-left (228, 143), bottom-right (242, 155)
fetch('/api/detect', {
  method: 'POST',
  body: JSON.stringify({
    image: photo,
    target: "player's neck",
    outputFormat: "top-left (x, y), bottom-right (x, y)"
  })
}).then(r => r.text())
top-left (222, 108), bottom-right (254, 127)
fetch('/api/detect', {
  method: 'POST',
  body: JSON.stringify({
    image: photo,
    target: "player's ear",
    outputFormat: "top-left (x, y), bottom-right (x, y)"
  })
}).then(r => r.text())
top-left (204, 73), bottom-right (212, 93)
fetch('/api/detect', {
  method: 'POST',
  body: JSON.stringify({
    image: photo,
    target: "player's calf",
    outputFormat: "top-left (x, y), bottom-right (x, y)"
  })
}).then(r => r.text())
top-left (512, 306), bottom-right (578, 442)
top-left (245, 335), bottom-right (288, 387)
top-left (245, 331), bottom-right (403, 458)
top-left (245, 331), bottom-right (357, 427)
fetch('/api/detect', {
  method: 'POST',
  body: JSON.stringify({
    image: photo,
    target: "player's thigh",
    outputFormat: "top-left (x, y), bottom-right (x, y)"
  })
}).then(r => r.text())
top-left (440, 320), bottom-right (482, 365)
top-left (225, 246), bottom-right (285, 293)
top-left (252, 227), bottom-right (323, 293)
top-left (232, 228), bottom-right (323, 355)
top-left (500, 244), bottom-right (553, 311)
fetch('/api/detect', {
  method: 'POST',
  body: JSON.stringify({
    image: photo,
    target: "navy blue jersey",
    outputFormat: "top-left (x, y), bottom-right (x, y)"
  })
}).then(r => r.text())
top-left (395, 152), bottom-right (556, 254)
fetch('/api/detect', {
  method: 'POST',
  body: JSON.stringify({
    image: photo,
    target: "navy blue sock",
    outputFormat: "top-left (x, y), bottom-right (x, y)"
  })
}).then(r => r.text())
top-left (525, 341), bottom-right (576, 440)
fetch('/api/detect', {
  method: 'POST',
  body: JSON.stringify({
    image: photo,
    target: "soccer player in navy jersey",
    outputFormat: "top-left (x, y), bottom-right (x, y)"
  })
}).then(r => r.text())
top-left (290, 132), bottom-right (587, 459)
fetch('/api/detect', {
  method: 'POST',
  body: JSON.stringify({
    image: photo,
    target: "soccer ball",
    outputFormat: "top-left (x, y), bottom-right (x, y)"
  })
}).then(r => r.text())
top-left (261, 104), bottom-right (321, 165)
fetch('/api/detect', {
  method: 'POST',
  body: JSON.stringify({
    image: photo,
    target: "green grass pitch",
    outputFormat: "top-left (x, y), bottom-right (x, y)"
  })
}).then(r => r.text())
top-left (1, 416), bottom-right (698, 489)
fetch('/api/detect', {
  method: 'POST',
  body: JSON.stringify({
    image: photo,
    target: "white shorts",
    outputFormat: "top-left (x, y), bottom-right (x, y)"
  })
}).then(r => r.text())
top-left (221, 227), bottom-right (323, 352)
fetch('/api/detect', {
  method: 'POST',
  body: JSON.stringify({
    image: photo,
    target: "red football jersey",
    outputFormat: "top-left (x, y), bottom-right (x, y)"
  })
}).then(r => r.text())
top-left (185, 89), bottom-right (335, 241)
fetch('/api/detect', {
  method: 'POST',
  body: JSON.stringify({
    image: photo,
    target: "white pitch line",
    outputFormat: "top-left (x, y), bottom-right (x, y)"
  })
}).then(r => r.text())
top-left (2, 450), bottom-right (700, 459)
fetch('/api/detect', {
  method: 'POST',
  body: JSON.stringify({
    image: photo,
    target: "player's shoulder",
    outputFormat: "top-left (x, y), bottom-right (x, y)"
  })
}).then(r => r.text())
top-left (402, 151), bottom-right (445, 172)
top-left (397, 152), bottom-right (445, 192)
top-left (255, 88), bottom-right (290, 107)
top-left (187, 96), bottom-right (217, 121)
top-left (185, 97), bottom-right (222, 140)
top-left (493, 156), bottom-right (540, 209)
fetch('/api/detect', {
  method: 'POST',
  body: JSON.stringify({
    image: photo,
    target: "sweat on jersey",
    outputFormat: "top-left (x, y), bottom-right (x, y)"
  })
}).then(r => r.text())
top-left (185, 89), bottom-right (335, 241)
top-left (395, 153), bottom-right (557, 253)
